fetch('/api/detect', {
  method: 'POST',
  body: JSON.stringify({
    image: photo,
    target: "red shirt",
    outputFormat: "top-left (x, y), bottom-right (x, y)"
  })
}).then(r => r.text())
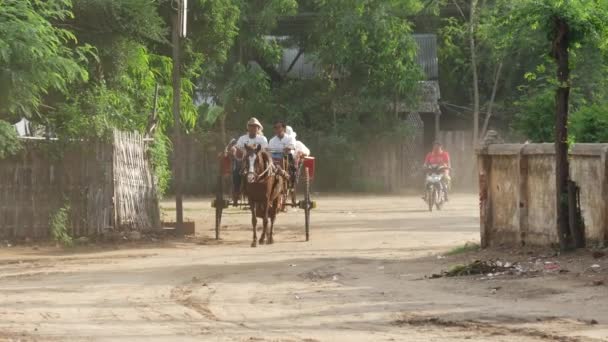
top-left (425, 151), bottom-right (450, 166)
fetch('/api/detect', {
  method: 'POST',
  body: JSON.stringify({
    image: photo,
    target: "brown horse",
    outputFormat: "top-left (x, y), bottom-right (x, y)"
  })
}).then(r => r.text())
top-left (242, 144), bottom-right (287, 247)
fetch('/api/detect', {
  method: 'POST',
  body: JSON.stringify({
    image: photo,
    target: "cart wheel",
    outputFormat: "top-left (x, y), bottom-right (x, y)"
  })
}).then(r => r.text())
top-left (291, 188), bottom-right (297, 207)
top-left (215, 175), bottom-right (223, 240)
top-left (304, 167), bottom-right (311, 241)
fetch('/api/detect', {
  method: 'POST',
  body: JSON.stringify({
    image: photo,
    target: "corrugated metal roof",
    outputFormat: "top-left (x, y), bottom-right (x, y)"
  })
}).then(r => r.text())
top-left (413, 34), bottom-right (438, 80)
top-left (279, 47), bottom-right (318, 79)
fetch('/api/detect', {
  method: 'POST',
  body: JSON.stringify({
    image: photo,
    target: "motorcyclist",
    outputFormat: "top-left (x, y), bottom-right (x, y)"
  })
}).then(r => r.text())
top-left (423, 141), bottom-right (451, 201)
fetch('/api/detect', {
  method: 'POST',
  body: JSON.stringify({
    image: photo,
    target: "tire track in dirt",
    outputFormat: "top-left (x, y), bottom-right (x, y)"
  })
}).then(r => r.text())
top-left (170, 284), bottom-right (218, 321)
top-left (393, 315), bottom-right (602, 342)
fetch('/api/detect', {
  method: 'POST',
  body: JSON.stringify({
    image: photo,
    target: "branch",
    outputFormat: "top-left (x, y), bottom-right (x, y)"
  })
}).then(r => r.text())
top-left (481, 61), bottom-right (503, 139)
top-left (285, 48), bottom-right (304, 74)
top-left (452, 0), bottom-right (466, 20)
top-left (252, 50), bottom-right (284, 83)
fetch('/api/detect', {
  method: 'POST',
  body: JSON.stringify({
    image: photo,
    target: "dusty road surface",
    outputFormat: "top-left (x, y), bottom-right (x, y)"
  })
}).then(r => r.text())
top-left (1, 195), bottom-right (608, 341)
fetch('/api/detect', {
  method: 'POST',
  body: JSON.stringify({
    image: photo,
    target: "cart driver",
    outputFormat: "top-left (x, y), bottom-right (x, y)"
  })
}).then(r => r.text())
top-left (229, 117), bottom-right (268, 204)
top-left (233, 117), bottom-right (268, 153)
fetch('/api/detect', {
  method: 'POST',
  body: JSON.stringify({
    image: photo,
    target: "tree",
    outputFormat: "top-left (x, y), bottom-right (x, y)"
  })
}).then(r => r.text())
top-left (0, 0), bottom-right (91, 121)
top-left (193, 0), bottom-right (428, 189)
top-left (510, 0), bottom-right (608, 250)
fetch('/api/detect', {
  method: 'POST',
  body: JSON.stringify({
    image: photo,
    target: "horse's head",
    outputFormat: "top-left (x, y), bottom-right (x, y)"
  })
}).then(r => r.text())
top-left (243, 144), bottom-right (264, 183)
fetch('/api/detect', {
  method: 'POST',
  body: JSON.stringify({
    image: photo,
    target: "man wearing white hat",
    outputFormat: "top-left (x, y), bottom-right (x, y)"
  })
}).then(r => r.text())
top-left (234, 117), bottom-right (268, 152)
top-left (230, 117), bottom-right (268, 204)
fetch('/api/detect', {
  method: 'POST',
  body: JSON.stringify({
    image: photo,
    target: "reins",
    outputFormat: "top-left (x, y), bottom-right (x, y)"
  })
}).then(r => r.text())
top-left (256, 160), bottom-right (275, 181)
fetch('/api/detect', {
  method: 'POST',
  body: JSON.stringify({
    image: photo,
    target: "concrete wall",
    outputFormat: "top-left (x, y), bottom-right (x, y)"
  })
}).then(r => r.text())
top-left (478, 143), bottom-right (608, 247)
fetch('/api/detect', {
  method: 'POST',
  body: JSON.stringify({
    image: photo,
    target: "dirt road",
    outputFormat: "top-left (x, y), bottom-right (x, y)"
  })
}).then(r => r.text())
top-left (1, 195), bottom-right (608, 341)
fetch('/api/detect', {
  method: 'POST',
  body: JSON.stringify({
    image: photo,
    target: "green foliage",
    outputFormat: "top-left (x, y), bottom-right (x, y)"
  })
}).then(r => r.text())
top-left (71, 0), bottom-right (167, 44)
top-left (445, 242), bottom-right (481, 256)
top-left (504, 0), bottom-right (608, 142)
top-left (513, 90), bottom-right (555, 142)
top-left (0, 0), bottom-right (91, 120)
top-left (311, 0), bottom-right (423, 96)
top-left (437, 0), bottom-right (608, 142)
top-left (570, 104), bottom-right (608, 143)
top-left (0, 120), bottom-right (22, 158)
top-left (150, 132), bottom-right (172, 198)
top-left (509, 0), bottom-right (608, 48)
top-left (513, 95), bottom-right (608, 143)
top-left (50, 203), bottom-right (73, 247)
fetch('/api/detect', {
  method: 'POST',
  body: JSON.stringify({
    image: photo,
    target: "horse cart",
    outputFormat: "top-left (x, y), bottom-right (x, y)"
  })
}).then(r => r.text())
top-left (212, 150), bottom-right (316, 241)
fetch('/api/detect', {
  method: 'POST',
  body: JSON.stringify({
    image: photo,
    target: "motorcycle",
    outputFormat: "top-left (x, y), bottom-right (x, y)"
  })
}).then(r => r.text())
top-left (425, 164), bottom-right (449, 212)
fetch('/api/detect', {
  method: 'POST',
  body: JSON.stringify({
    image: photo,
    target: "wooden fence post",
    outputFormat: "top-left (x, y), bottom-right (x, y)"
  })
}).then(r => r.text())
top-left (517, 146), bottom-right (529, 246)
top-left (600, 146), bottom-right (608, 246)
top-left (478, 150), bottom-right (492, 248)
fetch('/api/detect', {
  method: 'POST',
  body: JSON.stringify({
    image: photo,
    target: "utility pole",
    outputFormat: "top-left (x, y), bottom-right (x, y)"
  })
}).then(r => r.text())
top-left (172, 0), bottom-right (187, 236)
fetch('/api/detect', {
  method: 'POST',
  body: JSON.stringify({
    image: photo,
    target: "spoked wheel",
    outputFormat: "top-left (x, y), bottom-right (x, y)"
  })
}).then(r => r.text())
top-left (290, 187), bottom-right (297, 207)
top-left (280, 189), bottom-right (288, 212)
top-left (215, 175), bottom-right (223, 240)
top-left (304, 167), bottom-right (311, 241)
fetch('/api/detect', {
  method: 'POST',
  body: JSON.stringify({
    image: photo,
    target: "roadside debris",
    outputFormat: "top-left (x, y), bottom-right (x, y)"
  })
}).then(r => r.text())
top-left (543, 262), bottom-right (561, 273)
top-left (429, 258), bottom-right (576, 279)
top-left (592, 251), bottom-right (606, 259)
top-left (440, 260), bottom-right (517, 277)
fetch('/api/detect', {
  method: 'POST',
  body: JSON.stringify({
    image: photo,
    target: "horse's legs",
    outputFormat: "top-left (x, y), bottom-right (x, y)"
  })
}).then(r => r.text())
top-left (250, 203), bottom-right (258, 248)
top-left (268, 201), bottom-right (277, 244)
top-left (260, 202), bottom-right (269, 244)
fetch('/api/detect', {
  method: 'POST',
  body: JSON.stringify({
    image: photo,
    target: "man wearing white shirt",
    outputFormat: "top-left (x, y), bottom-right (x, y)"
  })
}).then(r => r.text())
top-left (268, 121), bottom-right (297, 190)
top-left (230, 117), bottom-right (268, 204)
top-left (268, 121), bottom-right (295, 155)
top-left (234, 117), bottom-right (268, 154)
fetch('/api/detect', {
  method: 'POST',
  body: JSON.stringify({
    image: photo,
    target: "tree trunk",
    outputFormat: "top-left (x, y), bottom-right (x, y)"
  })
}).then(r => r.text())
top-left (469, 0), bottom-right (480, 145)
top-left (219, 113), bottom-right (227, 145)
top-left (552, 17), bottom-right (571, 251)
top-left (172, 13), bottom-right (184, 236)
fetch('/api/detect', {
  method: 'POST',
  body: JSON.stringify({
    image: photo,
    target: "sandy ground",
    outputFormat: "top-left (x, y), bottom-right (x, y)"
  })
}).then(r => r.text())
top-left (1, 195), bottom-right (608, 341)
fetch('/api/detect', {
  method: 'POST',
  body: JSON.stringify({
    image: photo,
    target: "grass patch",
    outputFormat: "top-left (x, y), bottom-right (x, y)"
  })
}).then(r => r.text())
top-left (445, 242), bottom-right (480, 256)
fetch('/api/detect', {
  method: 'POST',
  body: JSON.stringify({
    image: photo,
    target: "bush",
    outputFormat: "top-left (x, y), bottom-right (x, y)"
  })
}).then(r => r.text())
top-left (512, 90), bottom-right (608, 143)
top-left (512, 90), bottom-right (555, 142)
top-left (150, 132), bottom-right (172, 198)
top-left (570, 103), bottom-right (608, 143)
top-left (0, 120), bottom-right (22, 159)
top-left (50, 203), bottom-right (73, 247)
